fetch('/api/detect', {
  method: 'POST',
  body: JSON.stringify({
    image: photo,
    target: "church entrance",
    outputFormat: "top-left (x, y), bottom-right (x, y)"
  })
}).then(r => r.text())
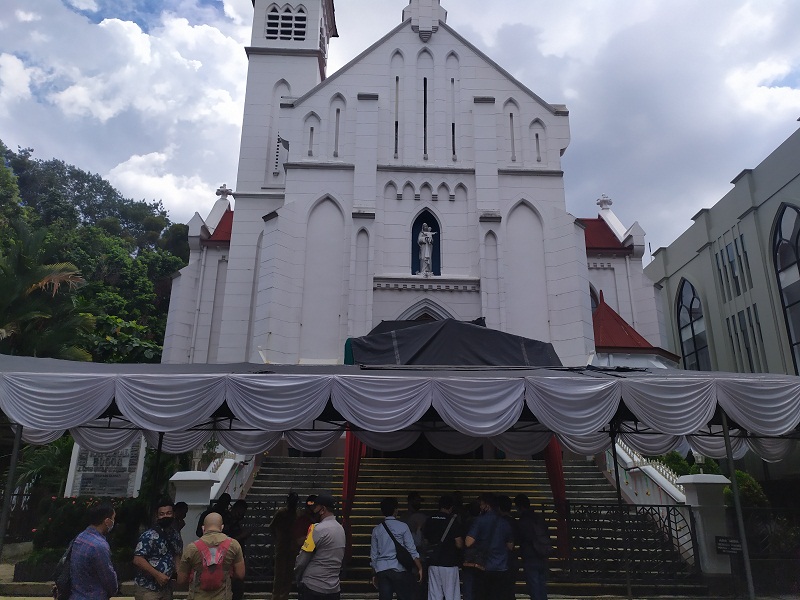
top-left (370, 434), bottom-right (483, 459)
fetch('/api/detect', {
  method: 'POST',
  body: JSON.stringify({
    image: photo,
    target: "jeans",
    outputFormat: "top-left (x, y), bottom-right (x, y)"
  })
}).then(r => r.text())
top-left (376, 569), bottom-right (414, 600)
top-left (522, 561), bottom-right (548, 600)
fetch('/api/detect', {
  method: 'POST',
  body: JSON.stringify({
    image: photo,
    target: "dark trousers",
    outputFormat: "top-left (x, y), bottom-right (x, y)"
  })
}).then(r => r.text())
top-left (376, 569), bottom-right (414, 600)
top-left (298, 584), bottom-right (341, 600)
top-left (231, 578), bottom-right (244, 600)
top-left (522, 561), bottom-right (548, 600)
top-left (474, 569), bottom-right (513, 600)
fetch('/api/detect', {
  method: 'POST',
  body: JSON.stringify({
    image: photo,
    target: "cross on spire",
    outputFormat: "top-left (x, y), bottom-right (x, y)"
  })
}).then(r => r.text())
top-left (403, 0), bottom-right (447, 42)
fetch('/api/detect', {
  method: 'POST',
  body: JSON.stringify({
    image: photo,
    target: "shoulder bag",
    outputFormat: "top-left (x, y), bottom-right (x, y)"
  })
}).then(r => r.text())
top-left (381, 521), bottom-right (416, 571)
top-left (462, 514), bottom-right (500, 571)
top-left (423, 515), bottom-right (456, 564)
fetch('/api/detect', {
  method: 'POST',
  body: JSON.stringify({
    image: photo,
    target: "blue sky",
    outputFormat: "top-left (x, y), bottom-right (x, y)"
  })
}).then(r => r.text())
top-left (0, 0), bottom-right (799, 256)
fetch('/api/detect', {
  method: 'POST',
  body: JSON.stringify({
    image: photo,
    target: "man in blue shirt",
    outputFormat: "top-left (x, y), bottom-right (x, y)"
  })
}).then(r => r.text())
top-left (370, 497), bottom-right (423, 600)
top-left (133, 499), bottom-right (184, 600)
top-left (465, 493), bottom-right (514, 600)
top-left (70, 502), bottom-right (118, 600)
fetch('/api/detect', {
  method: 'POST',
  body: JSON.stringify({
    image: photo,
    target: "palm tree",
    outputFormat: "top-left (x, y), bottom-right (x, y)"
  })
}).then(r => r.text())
top-left (0, 221), bottom-right (94, 360)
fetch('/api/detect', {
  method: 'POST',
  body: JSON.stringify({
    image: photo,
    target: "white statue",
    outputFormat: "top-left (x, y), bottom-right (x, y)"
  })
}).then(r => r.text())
top-left (417, 223), bottom-right (436, 276)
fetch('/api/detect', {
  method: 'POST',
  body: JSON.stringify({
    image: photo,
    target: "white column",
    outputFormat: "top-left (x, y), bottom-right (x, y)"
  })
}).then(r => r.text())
top-left (677, 474), bottom-right (732, 576)
top-left (170, 471), bottom-right (219, 548)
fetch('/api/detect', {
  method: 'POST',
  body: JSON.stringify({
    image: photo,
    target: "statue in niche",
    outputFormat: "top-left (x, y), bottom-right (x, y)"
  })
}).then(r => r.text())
top-left (417, 222), bottom-right (437, 277)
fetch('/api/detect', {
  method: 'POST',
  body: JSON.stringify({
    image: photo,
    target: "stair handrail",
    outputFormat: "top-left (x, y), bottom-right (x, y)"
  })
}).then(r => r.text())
top-left (615, 438), bottom-right (685, 494)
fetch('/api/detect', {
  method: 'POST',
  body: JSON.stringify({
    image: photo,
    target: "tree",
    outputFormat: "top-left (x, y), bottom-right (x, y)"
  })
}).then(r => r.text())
top-left (0, 221), bottom-right (94, 360)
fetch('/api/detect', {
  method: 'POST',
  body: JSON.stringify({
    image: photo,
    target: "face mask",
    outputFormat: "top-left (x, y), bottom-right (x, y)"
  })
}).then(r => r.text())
top-left (158, 517), bottom-right (174, 528)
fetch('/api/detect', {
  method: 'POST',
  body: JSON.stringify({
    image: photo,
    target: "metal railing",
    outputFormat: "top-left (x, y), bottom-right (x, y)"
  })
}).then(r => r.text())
top-left (558, 501), bottom-right (699, 583)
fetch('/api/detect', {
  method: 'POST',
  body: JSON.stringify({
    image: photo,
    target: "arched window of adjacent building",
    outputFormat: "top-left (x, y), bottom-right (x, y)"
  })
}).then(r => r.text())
top-left (677, 279), bottom-right (711, 370)
top-left (411, 209), bottom-right (441, 276)
top-left (773, 204), bottom-right (800, 373)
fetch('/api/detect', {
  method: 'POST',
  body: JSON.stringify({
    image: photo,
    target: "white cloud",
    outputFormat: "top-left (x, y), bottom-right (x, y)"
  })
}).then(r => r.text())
top-left (107, 149), bottom-right (217, 220)
top-left (65, 0), bottom-right (99, 11)
top-left (15, 10), bottom-right (41, 22)
top-left (0, 54), bottom-right (33, 108)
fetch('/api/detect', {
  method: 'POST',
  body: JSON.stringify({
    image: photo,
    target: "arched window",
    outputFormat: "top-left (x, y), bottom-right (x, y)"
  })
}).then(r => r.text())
top-left (677, 279), bottom-right (711, 370)
top-left (411, 210), bottom-right (441, 276)
top-left (773, 204), bottom-right (800, 373)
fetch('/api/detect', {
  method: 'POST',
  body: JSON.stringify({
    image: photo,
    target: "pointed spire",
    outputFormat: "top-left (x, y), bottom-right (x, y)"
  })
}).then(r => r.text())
top-left (403, 0), bottom-right (447, 42)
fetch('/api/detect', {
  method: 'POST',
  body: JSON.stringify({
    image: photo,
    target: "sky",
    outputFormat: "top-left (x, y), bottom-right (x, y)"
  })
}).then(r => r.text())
top-left (1, 0), bottom-right (799, 257)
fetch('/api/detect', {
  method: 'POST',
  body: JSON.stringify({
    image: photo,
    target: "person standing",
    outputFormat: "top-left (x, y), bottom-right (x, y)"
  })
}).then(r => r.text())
top-left (294, 494), bottom-right (346, 600)
top-left (195, 493), bottom-right (232, 538)
top-left (177, 512), bottom-right (245, 600)
top-left (422, 495), bottom-right (463, 600)
top-left (464, 494), bottom-right (514, 600)
top-left (226, 500), bottom-right (251, 600)
top-left (514, 494), bottom-right (550, 600)
top-left (371, 497), bottom-right (423, 600)
top-left (69, 502), bottom-right (118, 600)
top-left (270, 492), bottom-right (299, 600)
top-left (133, 499), bottom-right (183, 600)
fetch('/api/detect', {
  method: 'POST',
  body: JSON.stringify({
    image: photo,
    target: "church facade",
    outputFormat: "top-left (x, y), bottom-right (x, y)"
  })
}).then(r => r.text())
top-left (163, 0), bottom-right (663, 367)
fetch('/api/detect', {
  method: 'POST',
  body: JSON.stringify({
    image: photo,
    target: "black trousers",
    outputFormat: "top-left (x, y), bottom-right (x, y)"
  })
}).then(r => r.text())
top-left (474, 569), bottom-right (513, 600)
top-left (298, 584), bottom-right (341, 600)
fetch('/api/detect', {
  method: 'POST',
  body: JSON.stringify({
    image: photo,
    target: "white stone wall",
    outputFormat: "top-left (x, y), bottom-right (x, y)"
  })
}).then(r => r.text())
top-left (166, 3), bottom-right (663, 369)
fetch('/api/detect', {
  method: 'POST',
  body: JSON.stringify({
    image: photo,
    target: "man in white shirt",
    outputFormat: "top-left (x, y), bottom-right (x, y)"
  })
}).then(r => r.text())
top-left (370, 497), bottom-right (423, 600)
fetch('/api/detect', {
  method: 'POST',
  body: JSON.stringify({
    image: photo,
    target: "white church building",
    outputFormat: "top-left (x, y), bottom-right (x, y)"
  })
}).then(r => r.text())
top-left (163, 0), bottom-right (664, 368)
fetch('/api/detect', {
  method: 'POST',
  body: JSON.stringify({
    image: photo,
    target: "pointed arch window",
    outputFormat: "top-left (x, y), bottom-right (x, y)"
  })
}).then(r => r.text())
top-left (773, 205), bottom-right (800, 373)
top-left (677, 279), bottom-right (711, 370)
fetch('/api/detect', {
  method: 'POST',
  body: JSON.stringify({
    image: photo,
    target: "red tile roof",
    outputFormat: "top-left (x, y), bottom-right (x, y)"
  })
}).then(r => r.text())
top-left (592, 291), bottom-right (680, 361)
top-left (203, 208), bottom-right (233, 246)
top-left (593, 291), bottom-right (654, 350)
top-left (580, 218), bottom-right (632, 254)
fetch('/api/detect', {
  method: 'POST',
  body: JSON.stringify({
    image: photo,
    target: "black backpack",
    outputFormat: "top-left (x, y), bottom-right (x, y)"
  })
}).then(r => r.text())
top-left (52, 540), bottom-right (75, 600)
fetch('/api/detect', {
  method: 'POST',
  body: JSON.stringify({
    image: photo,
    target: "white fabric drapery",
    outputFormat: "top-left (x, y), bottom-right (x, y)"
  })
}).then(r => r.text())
top-left (1, 370), bottom-right (798, 458)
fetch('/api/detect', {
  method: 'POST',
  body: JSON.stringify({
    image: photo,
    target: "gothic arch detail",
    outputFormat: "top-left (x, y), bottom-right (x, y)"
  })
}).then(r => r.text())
top-left (411, 208), bottom-right (441, 276)
top-left (676, 278), bottom-right (711, 371)
top-left (773, 204), bottom-right (800, 373)
top-left (398, 299), bottom-right (455, 321)
top-left (266, 4), bottom-right (307, 41)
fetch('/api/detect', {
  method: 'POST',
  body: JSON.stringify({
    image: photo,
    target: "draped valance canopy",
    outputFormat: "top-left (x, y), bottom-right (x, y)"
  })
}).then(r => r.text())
top-left (1, 355), bottom-right (799, 461)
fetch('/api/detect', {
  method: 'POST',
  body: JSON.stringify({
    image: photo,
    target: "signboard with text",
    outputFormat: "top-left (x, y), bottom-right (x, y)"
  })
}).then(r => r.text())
top-left (67, 437), bottom-right (144, 498)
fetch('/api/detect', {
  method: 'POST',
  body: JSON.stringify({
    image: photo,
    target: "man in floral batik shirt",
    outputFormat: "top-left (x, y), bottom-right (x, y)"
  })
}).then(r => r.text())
top-left (133, 499), bottom-right (184, 600)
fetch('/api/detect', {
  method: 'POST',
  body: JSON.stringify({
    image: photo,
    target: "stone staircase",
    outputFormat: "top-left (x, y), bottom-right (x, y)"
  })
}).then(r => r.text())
top-left (243, 456), bottom-right (706, 596)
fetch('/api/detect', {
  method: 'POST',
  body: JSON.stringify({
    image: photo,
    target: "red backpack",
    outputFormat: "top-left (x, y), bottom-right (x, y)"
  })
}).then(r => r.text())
top-left (194, 538), bottom-right (233, 591)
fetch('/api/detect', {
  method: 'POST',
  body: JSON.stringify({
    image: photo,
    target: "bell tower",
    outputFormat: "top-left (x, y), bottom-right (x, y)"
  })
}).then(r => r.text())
top-left (235, 0), bottom-right (338, 196)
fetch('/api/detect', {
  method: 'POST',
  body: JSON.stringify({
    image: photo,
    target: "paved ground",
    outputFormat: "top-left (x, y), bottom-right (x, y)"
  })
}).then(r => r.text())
top-left (4, 562), bottom-right (798, 599)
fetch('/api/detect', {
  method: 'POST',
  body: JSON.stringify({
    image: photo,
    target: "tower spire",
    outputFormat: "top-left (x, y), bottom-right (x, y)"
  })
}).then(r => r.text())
top-left (403, 0), bottom-right (447, 41)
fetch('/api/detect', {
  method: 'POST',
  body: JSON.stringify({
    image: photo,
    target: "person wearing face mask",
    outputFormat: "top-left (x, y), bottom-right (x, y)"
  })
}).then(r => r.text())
top-left (133, 499), bottom-right (184, 600)
top-left (69, 501), bottom-right (119, 600)
top-left (294, 494), bottom-right (345, 600)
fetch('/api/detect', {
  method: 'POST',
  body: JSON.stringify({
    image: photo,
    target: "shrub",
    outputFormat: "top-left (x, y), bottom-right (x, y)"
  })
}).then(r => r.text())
top-left (723, 470), bottom-right (770, 508)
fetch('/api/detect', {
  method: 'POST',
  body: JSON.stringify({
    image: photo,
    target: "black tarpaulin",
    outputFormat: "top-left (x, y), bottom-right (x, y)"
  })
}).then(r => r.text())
top-left (349, 318), bottom-right (562, 366)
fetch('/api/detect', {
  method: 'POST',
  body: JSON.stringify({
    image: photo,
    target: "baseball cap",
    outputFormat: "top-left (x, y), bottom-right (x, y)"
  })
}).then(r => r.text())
top-left (314, 494), bottom-right (336, 510)
top-left (305, 494), bottom-right (317, 507)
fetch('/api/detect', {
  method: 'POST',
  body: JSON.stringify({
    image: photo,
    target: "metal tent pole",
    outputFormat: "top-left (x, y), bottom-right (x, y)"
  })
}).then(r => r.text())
top-left (0, 424), bottom-right (23, 560)
top-left (150, 432), bottom-right (165, 512)
top-left (610, 425), bottom-right (633, 600)
top-left (721, 410), bottom-right (756, 600)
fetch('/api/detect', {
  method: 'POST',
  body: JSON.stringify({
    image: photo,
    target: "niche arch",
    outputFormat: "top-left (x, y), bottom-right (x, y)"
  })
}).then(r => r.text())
top-left (411, 208), bottom-right (442, 276)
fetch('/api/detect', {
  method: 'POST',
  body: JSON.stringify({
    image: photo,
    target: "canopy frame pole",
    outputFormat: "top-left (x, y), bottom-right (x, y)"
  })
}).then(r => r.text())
top-left (0, 423), bottom-right (23, 560)
top-left (721, 410), bottom-right (755, 600)
top-left (150, 432), bottom-right (165, 512)
top-left (610, 424), bottom-right (633, 600)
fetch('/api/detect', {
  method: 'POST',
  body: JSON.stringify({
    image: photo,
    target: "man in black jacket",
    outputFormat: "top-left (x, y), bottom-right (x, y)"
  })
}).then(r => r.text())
top-left (422, 495), bottom-right (464, 600)
top-left (514, 494), bottom-right (550, 600)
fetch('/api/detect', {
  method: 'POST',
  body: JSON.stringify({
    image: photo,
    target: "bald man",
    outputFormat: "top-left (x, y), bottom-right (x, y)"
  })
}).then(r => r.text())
top-left (177, 512), bottom-right (245, 600)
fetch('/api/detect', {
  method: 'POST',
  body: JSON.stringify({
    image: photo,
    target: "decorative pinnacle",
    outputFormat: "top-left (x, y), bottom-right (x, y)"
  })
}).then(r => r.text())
top-left (597, 194), bottom-right (613, 209)
top-left (216, 184), bottom-right (233, 199)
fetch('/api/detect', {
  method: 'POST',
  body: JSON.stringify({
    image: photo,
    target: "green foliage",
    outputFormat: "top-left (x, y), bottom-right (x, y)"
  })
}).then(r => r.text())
top-left (724, 470), bottom-right (770, 508)
top-left (15, 436), bottom-right (75, 496)
top-left (654, 451), bottom-right (691, 476)
top-left (87, 315), bottom-right (161, 363)
top-left (689, 456), bottom-right (721, 475)
top-left (28, 495), bottom-right (148, 563)
top-left (0, 141), bottom-right (190, 362)
top-left (138, 448), bottom-right (193, 509)
top-left (0, 221), bottom-right (94, 360)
